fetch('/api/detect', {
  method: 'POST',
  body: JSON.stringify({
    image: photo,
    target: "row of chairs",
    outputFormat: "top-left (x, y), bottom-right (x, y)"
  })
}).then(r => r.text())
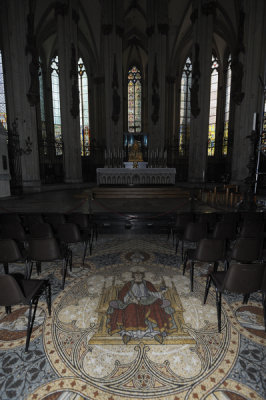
top-left (182, 237), bottom-right (264, 291)
top-left (0, 212), bottom-right (98, 352)
top-left (0, 212), bottom-right (97, 274)
top-left (170, 213), bottom-right (265, 255)
top-left (170, 213), bottom-right (266, 331)
top-left (204, 261), bottom-right (266, 333)
top-left (0, 212), bottom-right (98, 242)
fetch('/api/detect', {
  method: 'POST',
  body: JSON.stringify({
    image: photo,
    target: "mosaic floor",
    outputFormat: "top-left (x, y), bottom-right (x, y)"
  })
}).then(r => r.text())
top-left (0, 234), bottom-right (265, 400)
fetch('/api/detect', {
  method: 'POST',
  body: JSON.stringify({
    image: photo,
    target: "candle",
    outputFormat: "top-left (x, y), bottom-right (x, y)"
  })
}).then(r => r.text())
top-left (252, 113), bottom-right (256, 131)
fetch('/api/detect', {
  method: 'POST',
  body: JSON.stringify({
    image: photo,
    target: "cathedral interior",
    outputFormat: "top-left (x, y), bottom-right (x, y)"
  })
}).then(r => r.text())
top-left (0, 0), bottom-right (265, 201)
top-left (0, 3), bottom-right (266, 400)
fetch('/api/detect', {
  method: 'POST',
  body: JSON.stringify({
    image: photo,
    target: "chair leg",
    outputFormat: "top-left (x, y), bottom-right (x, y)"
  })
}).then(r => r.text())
top-left (190, 261), bottom-right (195, 292)
top-left (25, 299), bottom-right (38, 352)
top-left (175, 238), bottom-right (179, 254)
top-left (215, 289), bottom-right (222, 332)
top-left (36, 261), bottom-right (41, 275)
top-left (44, 281), bottom-right (51, 316)
top-left (213, 261), bottom-right (218, 273)
top-left (25, 261), bottom-right (33, 280)
top-left (243, 294), bottom-right (250, 304)
top-left (181, 240), bottom-right (184, 260)
top-left (83, 240), bottom-right (89, 264)
top-left (5, 306), bottom-right (11, 314)
top-left (4, 263), bottom-right (8, 274)
top-left (61, 259), bottom-right (67, 290)
top-left (183, 251), bottom-right (188, 275)
top-left (262, 291), bottom-right (266, 332)
top-left (203, 275), bottom-right (212, 304)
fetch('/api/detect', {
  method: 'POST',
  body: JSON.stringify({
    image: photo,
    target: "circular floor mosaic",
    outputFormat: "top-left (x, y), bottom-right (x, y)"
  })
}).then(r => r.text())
top-left (1, 236), bottom-right (265, 400)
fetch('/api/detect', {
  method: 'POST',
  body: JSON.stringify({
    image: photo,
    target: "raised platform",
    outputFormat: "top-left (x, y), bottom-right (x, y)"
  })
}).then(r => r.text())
top-left (96, 168), bottom-right (176, 185)
top-left (92, 186), bottom-right (189, 199)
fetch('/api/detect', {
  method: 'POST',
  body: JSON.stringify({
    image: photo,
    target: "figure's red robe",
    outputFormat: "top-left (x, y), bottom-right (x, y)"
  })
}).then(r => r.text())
top-left (108, 281), bottom-right (172, 335)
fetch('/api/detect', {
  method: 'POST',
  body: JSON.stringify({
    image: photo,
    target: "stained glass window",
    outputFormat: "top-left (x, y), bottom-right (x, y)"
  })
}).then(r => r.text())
top-left (223, 54), bottom-right (231, 156)
top-left (39, 60), bottom-right (46, 139)
top-left (179, 57), bottom-right (192, 156)
top-left (78, 58), bottom-right (90, 156)
top-left (262, 97), bottom-right (266, 153)
top-left (51, 55), bottom-right (62, 155)
top-left (128, 66), bottom-right (142, 133)
top-left (208, 55), bottom-right (219, 156)
top-left (0, 51), bottom-right (7, 130)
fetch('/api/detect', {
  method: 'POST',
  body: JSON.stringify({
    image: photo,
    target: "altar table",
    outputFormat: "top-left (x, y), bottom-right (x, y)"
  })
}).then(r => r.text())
top-left (96, 168), bottom-right (176, 185)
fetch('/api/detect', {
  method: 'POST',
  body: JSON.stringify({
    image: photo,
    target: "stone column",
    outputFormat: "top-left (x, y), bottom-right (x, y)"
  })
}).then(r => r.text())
top-left (188, 0), bottom-right (214, 184)
top-left (0, 125), bottom-right (10, 197)
top-left (147, 0), bottom-right (168, 152)
top-left (55, 0), bottom-right (82, 183)
top-left (1, 0), bottom-right (41, 192)
top-left (231, 0), bottom-right (266, 186)
top-left (101, 0), bottom-right (123, 151)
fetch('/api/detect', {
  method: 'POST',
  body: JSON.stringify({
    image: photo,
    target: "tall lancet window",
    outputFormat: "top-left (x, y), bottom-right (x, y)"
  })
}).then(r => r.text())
top-left (208, 54), bottom-right (219, 156)
top-left (223, 54), bottom-right (231, 155)
top-left (78, 58), bottom-right (90, 156)
top-left (179, 57), bottom-right (192, 156)
top-left (128, 66), bottom-right (142, 133)
top-left (39, 61), bottom-right (46, 139)
top-left (0, 51), bottom-right (7, 130)
top-left (51, 55), bottom-right (62, 155)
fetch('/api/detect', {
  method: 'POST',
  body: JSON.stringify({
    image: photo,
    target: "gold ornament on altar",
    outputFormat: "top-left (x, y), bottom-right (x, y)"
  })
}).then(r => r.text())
top-left (128, 141), bottom-right (143, 162)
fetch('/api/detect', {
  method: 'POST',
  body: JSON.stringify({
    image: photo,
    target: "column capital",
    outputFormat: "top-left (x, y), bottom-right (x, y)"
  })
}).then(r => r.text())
top-left (201, 1), bottom-right (216, 17)
top-left (54, 2), bottom-right (69, 17)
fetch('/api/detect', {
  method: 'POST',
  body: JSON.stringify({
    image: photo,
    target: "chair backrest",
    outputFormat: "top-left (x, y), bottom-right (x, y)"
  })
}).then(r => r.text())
top-left (28, 237), bottom-right (62, 261)
top-left (212, 221), bottom-right (237, 240)
top-left (231, 237), bottom-right (263, 262)
top-left (43, 213), bottom-right (66, 231)
top-left (195, 238), bottom-right (226, 262)
top-left (29, 223), bottom-right (54, 239)
top-left (183, 222), bottom-right (208, 242)
top-left (66, 213), bottom-right (90, 229)
top-left (0, 222), bottom-right (27, 242)
top-left (239, 220), bottom-right (264, 238)
top-left (21, 213), bottom-right (44, 230)
top-left (0, 239), bottom-right (23, 262)
top-left (0, 213), bottom-right (21, 224)
top-left (197, 213), bottom-right (217, 230)
top-left (222, 263), bottom-right (265, 294)
top-left (219, 212), bottom-right (240, 225)
top-left (0, 274), bottom-right (25, 306)
top-left (57, 223), bottom-right (81, 243)
top-left (175, 213), bottom-right (194, 228)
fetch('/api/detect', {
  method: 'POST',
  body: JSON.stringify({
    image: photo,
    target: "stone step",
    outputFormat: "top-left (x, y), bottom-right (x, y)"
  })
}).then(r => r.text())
top-left (92, 186), bottom-right (189, 199)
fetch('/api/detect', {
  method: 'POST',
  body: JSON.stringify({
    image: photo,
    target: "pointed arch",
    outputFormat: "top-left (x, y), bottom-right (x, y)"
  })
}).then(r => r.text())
top-left (78, 57), bottom-right (90, 156)
top-left (223, 53), bottom-right (232, 155)
top-left (50, 55), bottom-right (62, 154)
top-left (128, 65), bottom-right (142, 133)
top-left (208, 53), bottom-right (219, 156)
top-left (0, 50), bottom-right (7, 130)
top-left (179, 56), bottom-right (192, 156)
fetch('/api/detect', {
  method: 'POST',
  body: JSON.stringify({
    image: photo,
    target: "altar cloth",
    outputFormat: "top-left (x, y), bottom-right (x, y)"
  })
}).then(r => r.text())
top-left (96, 168), bottom-right (176, 185)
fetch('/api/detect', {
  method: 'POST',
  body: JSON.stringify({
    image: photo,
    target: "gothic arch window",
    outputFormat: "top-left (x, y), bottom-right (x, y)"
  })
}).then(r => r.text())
top-left (208, 54), bottom-right (219, 156)
top-left (179, 57), bottom-right (192, 156)
top-left (39, 60), bottom-right (46, 139)
top-left (0, 51), bottom-right (7, 130)
top-left (78, 58), bottom-right (90, 156)
top-left (51, 55), bottom-right (62, 154)
top-left (223, 54), bottom-right (231, 155)
top-left (128, 66), bottom-right (142, 133)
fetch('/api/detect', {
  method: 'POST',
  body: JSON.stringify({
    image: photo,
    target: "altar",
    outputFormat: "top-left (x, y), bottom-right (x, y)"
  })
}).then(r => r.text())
top-left (96, 168), bottom-right (176, 185)
top-left (99, 138), bottom-right (175, 185)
